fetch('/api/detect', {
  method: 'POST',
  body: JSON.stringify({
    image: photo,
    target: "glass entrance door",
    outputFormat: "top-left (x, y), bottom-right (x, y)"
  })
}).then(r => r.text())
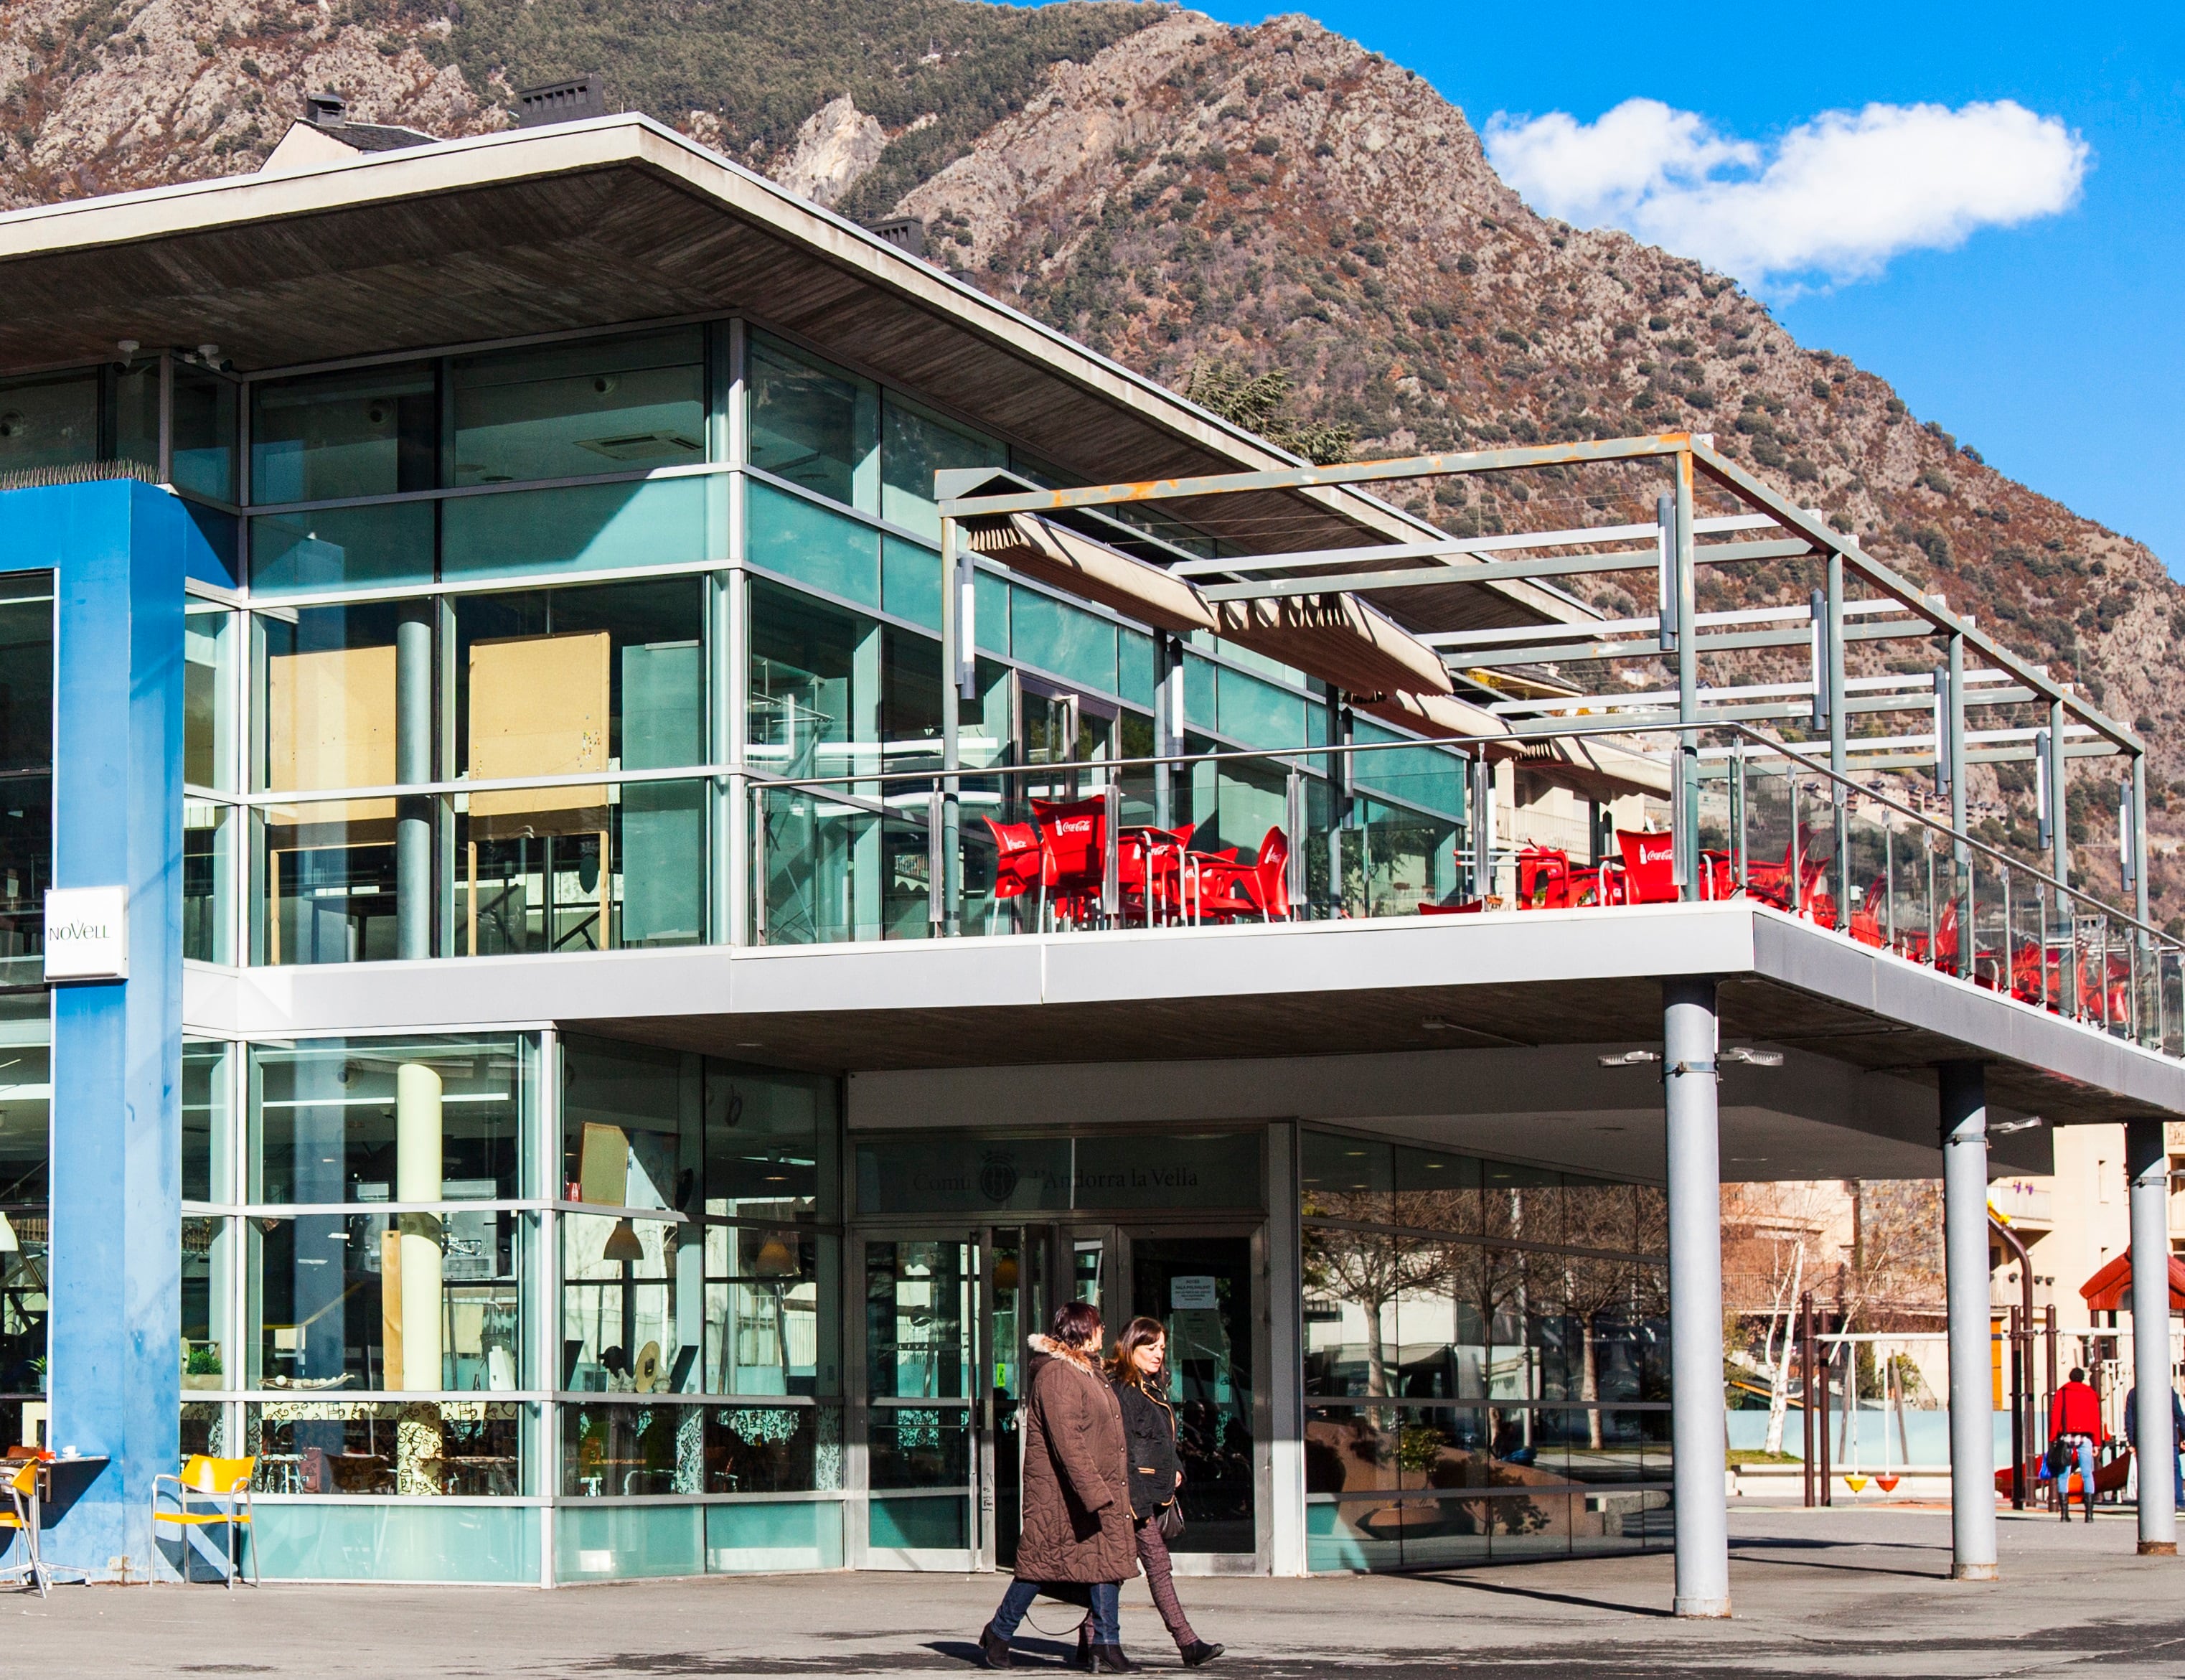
top-left (1128, 1231), bottom-right (1259, 1562)
top-left (861, 1234), bottom-right (977, 1565)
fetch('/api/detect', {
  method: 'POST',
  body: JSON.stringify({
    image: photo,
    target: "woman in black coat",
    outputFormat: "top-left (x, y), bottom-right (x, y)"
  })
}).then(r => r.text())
top-left (1078, 1316), bottom-right (1223, 1669)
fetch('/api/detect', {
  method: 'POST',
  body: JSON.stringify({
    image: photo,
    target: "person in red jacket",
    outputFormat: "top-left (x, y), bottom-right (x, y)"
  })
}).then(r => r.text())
top-left (2049, 1367), bottom-right (2104, 1522)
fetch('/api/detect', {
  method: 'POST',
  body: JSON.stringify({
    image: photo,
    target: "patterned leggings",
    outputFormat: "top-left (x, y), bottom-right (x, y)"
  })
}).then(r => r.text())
top-left (1082, 1516), bottom-right (1199, 1649)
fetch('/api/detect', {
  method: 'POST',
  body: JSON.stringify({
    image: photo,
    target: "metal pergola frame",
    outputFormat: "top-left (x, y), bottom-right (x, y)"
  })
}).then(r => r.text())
top-left (936, 432), bottom-right (2151, 928)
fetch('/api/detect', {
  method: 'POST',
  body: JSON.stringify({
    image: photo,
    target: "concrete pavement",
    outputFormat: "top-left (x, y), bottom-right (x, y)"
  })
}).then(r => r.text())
top-left (6, 1506), bottom-right (2180, 1678)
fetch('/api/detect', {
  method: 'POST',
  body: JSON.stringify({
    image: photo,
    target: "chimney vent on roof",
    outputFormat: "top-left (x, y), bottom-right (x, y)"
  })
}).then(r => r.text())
top-left (304, 91), bottom-right (348, 128)
top-left (866, 217), bottom-right (925, 259)
top-left (515, 75), bottom-right (610, 128)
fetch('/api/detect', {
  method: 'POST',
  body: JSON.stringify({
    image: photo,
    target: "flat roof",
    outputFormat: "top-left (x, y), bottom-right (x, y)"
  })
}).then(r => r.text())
top-left (0, 114), bottom-right (1573, 632)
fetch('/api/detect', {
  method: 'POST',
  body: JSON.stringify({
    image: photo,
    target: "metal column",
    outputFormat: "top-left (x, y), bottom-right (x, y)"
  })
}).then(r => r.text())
top-left (1672, 458), bottom-right (1701, 900)
top-left (1664, 976), bottom-right (1729, 1617)
top-left (939, 512), bottom-right (964, 933)
top-left (1825, 553), bottom-right (1847, 914)
top-left (395, 600), bottom-right (433, 959)
top-left (2047, 695), bottom-right (2070, 888)
top-left (2128, 1120), bottom-right (2178, 1556)
top-left (1940, 1060), bottom-right (1998, 1581)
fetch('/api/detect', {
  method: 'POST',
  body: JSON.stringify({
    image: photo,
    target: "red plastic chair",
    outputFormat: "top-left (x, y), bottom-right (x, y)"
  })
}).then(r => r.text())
top-left (1031, 795), bottom-right (1108, 927)
top-left (1847, 880), bottom-right (1886, 949)
top-left (1193, 827), bottom-right (1292, 924)
top-left (1615, 830), bottom-right (1678, 904)
top-left (984, 818), bottom-right (1044, 907)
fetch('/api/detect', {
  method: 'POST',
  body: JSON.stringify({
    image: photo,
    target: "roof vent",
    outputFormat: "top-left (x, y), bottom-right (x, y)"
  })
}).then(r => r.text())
top-left (515, 75), bottom-right (610, 128)
top-left (866, 216), bottom-right (925, 258)
top-left (304, 91), bottom-right (349, 129)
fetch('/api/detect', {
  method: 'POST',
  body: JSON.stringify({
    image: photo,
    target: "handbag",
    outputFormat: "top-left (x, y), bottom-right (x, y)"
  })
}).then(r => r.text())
top-left (1157, 1498), bottom-right (1185, 1542)
top-left (2044, 1439), bottom-right (2067, 1478)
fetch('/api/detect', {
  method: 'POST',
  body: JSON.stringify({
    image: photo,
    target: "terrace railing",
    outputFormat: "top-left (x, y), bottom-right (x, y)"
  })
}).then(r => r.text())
top-left (744, 719), bottom-right (2185, 1059)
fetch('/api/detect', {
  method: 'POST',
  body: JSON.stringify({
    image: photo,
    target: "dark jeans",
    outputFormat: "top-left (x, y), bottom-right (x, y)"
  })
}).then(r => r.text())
top-left (992, 1576), bottom-right (1119, 1644)
top-left (1079, 1516), bottom-right (1199, 1650)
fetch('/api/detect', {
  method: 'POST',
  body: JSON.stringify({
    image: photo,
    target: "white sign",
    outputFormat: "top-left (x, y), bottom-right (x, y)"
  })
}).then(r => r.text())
top-left (44, 886), bottom-right (128, 981)
top-left (1169, 1275), bottom-right (1218, 1311)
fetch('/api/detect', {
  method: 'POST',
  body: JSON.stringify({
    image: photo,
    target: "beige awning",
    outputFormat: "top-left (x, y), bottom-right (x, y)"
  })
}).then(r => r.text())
top-left (1354, 691), bottom-right (1522, 760)
top-left (1211, 593), bottom-right (1455, 700)
top-left (961, 512), bottom-right (1218, 636)
top-left (1514, 734), bottom-right (1673, 799)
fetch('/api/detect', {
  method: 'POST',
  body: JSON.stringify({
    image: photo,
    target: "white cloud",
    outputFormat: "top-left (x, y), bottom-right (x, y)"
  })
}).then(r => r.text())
top-left (1484, 98), bottom-right (2089, 291)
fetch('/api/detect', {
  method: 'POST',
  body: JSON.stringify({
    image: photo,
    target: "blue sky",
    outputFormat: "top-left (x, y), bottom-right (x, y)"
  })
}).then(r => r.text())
top-left (1185, 1), bottom-right (2185, 573)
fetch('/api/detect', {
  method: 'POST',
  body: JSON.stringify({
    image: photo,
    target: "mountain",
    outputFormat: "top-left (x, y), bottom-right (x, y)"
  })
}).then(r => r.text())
top-left (1, 0), bottom-right (2178, 917)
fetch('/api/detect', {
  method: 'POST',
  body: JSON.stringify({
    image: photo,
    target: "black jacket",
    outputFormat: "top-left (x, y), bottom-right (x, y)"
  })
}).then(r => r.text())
top-left (1115, 1377), bottom-right (1184, 1521)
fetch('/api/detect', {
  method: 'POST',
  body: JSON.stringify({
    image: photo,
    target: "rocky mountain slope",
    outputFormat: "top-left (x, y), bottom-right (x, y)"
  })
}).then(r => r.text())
top-left (1, 0), bottom-right (2178, 913)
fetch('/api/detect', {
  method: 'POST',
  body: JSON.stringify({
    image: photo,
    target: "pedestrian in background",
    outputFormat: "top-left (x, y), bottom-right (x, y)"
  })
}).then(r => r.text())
top-left (1076, 1318), bottom-right (1223, 1669)
top-left (2123, 1378), bottom-right (2185, 1509)
top-left (2049, 1366), bottom-right (2105, 1522)
top-left (978, 1300), bottom-right (1137, 1672)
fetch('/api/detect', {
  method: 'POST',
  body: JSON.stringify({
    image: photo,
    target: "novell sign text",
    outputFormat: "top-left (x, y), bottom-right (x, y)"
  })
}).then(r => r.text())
top-left (44, 886), bottom-right (128, 980)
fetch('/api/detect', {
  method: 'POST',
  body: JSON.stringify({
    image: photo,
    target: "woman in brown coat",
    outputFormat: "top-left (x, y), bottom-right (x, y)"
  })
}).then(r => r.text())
top-left (977, 1300), bottom-right (1139, 1672)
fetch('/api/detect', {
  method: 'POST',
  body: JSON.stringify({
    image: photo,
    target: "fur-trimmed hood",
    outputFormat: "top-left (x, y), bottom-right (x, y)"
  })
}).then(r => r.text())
top-left (1028, 1332), bottom-right (1104, 1377)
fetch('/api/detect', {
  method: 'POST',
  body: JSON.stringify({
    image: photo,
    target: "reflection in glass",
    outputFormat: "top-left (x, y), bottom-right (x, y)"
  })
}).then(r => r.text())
top-left (248, 1034), bottom-right (528, 1202)
top-left (451, 329), bottom-right (704, 485)
top-left (248, 1210), bottom-right (522, 1392)
top-left (248, 502), bottom-right (436, 594)
top-left (245, 1399), bottom-right (522, 1496)
top-left (561, 1212), bottom-right (693, 1396)
top-left (747, 333), bottom-right (875, 510)
top-left (705, 1226), bottom-right (821, 1395)
top-left (184, 801), bottom-right (234, 963)
top-left (171, 367), bottom-right (238, 502)
top-left (184, 606), bottom-right (239, 791)
top-left (182, 1040), bottom-right (233, 1203)
top-left (879, 395), bottom-right (1002, 544)
top-left (0, 372), bottom-right (98, 474)
top-left (181, 1215), bottom-right (232, 1390)
top-left (250, 362), bottom-right (436, 503)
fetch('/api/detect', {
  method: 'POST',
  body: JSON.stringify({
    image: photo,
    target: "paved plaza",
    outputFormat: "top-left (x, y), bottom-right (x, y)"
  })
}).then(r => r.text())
top-left (7, 1506), bottom-right (2181, 1679)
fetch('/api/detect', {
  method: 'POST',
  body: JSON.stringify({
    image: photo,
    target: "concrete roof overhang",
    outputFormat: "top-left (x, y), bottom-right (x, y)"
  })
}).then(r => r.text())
top-left (187, 901), bottom-right (2185, 1182)
top-left (0, 116), bottom-right (1569, 632)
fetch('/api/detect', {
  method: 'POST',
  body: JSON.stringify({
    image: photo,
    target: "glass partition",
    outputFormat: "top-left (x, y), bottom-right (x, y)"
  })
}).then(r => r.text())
top-left (0, 372), bottom-right (99, 474)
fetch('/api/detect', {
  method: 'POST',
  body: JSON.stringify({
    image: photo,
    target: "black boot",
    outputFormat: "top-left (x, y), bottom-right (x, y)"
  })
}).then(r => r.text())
top-left (978, 1624), bottom-right (1013, 1669)
top-left (1090, 1646), bottom-right (1136, 1674)
top-left (1181, 1640), bottom-right (1226, 1666)
top-left (1077, 1620), bottom-right (1094, 1671)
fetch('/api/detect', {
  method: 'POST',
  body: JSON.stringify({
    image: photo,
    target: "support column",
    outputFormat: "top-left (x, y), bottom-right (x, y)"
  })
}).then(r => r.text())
top-left (1940, 1060), bottom-right (1998, 1581)
top-left (33, 480), bottom-right (191, 1578)
top-left (2128, 1120), bottom-right (2178, 1556)
top-left (1664, 976), bottom-right (1729, 1618)
top-left (395, 600), bottom-right (433, 959)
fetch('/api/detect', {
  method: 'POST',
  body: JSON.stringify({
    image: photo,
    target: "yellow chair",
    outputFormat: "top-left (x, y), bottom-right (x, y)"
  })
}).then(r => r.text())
top-left (151, 1455), bottom-right (258, 1587)
top-left (0, 1456), bottom-right (50, 1597)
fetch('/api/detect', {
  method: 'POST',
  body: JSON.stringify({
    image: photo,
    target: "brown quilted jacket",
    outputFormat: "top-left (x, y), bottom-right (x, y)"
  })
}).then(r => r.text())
top-left (1011, 1335), bottom-right (1137, 1585)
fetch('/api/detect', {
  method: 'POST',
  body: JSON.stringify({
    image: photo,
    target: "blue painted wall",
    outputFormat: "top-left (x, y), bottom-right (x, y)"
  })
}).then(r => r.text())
top-left (0, 480), bottom-right (192, 1576)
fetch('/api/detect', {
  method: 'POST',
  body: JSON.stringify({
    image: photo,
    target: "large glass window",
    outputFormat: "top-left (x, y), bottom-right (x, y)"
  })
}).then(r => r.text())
top-left (558, 1038), bottom-right (841, 1500)
top-left (746, 334), bottom-right (875, 511)
top-left (451, 328), bottom-right (705, 486)
top-left (1301, 1129), bottom-right (1669, 1570)
top-left (250, 362), bottom-right (437, 504)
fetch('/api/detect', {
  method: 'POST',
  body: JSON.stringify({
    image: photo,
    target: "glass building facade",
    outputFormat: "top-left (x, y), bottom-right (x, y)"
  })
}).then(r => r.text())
top-left (0, 314), bottom-right (1656, 1583)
